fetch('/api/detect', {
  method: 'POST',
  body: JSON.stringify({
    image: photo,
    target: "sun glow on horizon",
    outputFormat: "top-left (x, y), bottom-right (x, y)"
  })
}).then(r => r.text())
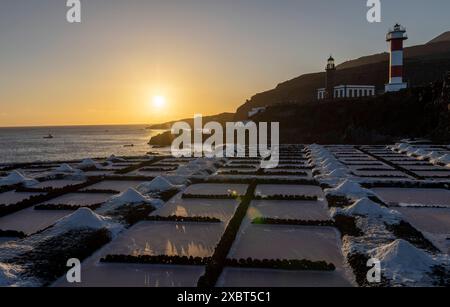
top-left (152, 95), bottom-right (166, 109)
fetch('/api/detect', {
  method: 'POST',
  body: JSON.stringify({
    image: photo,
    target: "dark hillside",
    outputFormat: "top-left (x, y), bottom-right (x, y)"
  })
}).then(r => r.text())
top-left (235, 34), bottom-right (450, 120)
top-left (250, 80), bottom-right (449, 144)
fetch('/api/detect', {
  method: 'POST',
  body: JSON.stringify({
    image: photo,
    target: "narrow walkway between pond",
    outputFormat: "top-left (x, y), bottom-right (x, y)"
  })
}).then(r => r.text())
top-left (197, 181), bottom-right (257, 287)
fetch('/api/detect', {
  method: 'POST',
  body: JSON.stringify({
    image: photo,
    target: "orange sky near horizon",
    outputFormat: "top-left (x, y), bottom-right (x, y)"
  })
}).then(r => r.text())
top-left (0, 52), bottom-right (249, 127)
top-left (1, 0), bottom-right (449, 128)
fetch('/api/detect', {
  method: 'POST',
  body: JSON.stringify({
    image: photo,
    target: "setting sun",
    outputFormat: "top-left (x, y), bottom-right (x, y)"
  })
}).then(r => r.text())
top-left (152, 95), bottom-right (166, 108)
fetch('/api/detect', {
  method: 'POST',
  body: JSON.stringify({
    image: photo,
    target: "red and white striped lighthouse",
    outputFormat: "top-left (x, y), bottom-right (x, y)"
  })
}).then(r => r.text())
top-left (385, 24), bottom-right (408, 92)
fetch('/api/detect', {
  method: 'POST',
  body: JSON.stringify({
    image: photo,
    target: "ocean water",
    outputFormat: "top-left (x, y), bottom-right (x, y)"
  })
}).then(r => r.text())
top-left (0, 125), bottom-right (164, 164)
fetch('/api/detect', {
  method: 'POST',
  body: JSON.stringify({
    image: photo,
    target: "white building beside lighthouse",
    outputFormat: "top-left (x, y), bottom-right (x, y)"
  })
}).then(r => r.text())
top-left (317, 85), bottom-right (376, 100)
top-left (317, 56), bottom-right (376, 100)
top-left (385, 24), bottom-right (408, 92)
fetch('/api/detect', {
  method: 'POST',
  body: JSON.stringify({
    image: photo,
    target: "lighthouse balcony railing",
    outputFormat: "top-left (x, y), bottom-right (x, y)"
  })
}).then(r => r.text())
top-left (386, 32), bottom-right (408, 41)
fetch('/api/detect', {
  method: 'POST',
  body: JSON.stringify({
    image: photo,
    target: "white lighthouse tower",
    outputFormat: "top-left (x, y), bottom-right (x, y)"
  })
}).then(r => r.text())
top-left (385, 24), bottom-right (408, 92)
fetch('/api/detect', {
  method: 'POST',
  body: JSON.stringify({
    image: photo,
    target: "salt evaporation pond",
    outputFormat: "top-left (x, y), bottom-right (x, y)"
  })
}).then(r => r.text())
top-left (100, 221), bottom-right (224, 258)
top-left (248, 200), bottom-right (330, 221)
top-left (372, 188), bottom-right (450, 207)
top-left (255, 184), bottom-right (323, 198)
top-left (0, 191), bottom-right (43, 205)
top-left (217, 267), bottom-right (352, 287)
top-left (229, 224), bottom-right (345, 269)
top-left (82, 180), bottom-right (144, 192)
top-left (39, 193), bottom-right (112, 207)
top-left (0, 207), bottom-right (72, 234)
top-left (183, 183), bottom-right (248, 196)
top-left (53, 263), bottom-right (204, 287)
top-left (33, 180), bottom-right (85, 189)
top-left (154, 193), bottom-right (239, 225)
top-left (397, 207), bottom-right (450, 253)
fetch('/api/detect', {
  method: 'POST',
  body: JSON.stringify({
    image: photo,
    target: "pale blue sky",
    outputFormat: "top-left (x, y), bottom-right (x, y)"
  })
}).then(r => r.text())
top-left (1, 0), bottom-right (449, 126)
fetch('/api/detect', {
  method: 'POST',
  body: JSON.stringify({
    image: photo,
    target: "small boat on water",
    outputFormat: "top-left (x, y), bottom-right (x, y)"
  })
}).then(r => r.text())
top-left (43, 134), bottom-right (54, 139)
